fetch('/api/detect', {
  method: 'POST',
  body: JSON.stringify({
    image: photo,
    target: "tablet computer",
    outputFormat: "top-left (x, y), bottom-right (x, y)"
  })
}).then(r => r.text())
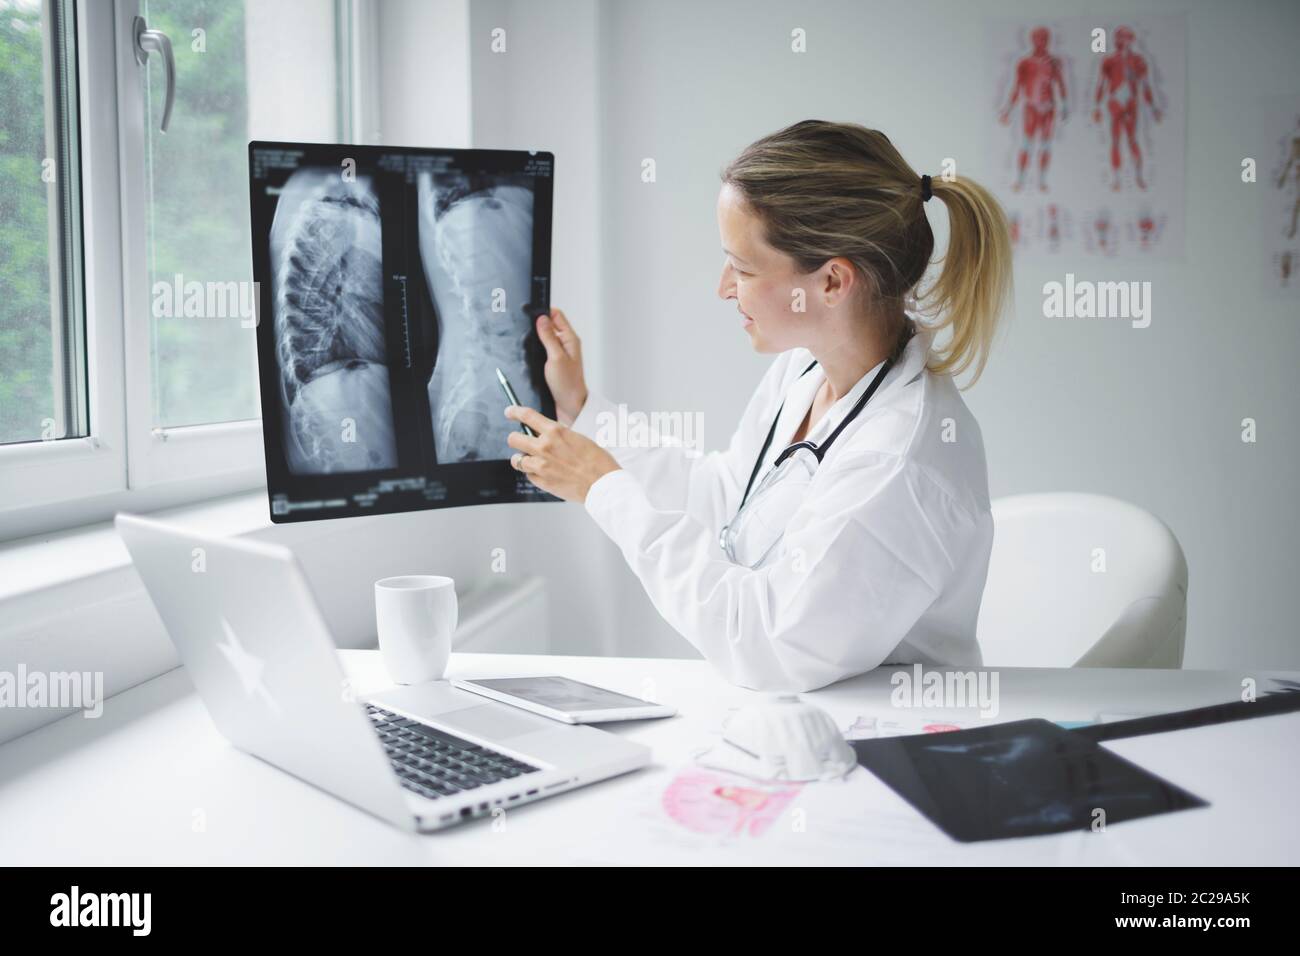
top-left (452, 677), bottom-right (676, 724)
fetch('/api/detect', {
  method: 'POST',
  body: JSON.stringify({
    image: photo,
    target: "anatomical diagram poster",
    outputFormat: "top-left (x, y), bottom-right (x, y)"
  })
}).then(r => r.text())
top-left (985, 15), bottom-right (1186, 259)
top-left (248, 141), bottom-right (556, 522)
top-left (1258, 96), bottom-right (1300, 297)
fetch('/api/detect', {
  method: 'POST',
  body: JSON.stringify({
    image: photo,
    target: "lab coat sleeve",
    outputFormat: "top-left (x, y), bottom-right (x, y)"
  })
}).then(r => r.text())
top-left (567, 354), bottom-right (793, 520)
top-left (581, 452), bottom-right (976, 692)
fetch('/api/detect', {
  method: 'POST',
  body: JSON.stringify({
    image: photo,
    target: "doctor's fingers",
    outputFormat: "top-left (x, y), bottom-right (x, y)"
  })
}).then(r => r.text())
top-left (504, 404), bottom-right (559, 435)
top-left (547, 308), bottom-right (580, 351)
top-left (505, 429), bottom-right (543, 455)
top-left (537, 309), bottom-right (581, 361)
top-left (535, 315), bottom-right (566, 359)
top-left (509, 452), bottom-right (545, 475)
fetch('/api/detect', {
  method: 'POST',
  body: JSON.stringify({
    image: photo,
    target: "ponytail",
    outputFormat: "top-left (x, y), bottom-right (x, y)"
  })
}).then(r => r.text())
top-left (918, 175), bottom-right (1013, 383)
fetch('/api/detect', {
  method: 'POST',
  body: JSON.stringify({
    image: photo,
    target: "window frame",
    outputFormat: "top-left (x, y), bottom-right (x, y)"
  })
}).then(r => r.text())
top-left (112, 0), bottom-right (267, 489)
top-left (0, 0), bottom-right (376, 542)
top-left (0, 0), bottom-right (127, 528)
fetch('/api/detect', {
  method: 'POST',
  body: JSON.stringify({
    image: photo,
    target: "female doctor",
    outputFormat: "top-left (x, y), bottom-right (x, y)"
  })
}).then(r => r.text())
top-left (503, 120), bottom-right (1013, 693)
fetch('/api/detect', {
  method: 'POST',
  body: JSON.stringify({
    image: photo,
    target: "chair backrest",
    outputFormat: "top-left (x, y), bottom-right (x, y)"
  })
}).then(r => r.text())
top-left (976, 493), bottom-right (1187, 668)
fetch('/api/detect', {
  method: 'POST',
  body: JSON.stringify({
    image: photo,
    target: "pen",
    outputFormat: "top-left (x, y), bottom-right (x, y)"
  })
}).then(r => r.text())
top-left (495, 367), bottom-right (538, 438)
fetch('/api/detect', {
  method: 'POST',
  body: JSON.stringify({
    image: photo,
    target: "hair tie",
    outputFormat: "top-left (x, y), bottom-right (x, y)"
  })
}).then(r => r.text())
top-left (920, 174), bottom-right (933, 203)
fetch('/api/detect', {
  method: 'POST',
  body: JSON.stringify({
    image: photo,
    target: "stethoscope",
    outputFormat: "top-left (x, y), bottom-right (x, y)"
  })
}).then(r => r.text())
top-left (718, 355), bottom-right (895, 561)
top-left (741, 357), bottom-right (893, 511)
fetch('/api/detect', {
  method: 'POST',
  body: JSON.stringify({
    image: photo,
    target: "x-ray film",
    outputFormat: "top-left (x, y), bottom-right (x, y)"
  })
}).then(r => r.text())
top-left (248, 141), bottom-right (556, 521)
top-left (852, 718), bottom-right (1207, 842)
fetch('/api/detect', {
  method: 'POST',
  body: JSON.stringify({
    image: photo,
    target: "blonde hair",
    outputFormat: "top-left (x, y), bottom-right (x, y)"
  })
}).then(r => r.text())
top-left (720, 120), bottom-right (1012, 384)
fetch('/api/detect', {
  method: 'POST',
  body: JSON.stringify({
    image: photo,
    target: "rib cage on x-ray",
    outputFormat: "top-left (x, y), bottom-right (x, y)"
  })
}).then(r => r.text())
top-left (269, 168), bottom-right (398, 475)
top-left (418, 171), bottom-right (541, 463)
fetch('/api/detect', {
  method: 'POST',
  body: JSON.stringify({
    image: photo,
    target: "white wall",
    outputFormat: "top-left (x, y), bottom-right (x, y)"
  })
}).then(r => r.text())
top-left (244, 0), bottom-right (337, 140)
top-left (375, 0), bottom-right (471, 147)
top-left (466, 0), bottom-right (623, 657)
top-left (473, 0), bottom-right (1300, 669)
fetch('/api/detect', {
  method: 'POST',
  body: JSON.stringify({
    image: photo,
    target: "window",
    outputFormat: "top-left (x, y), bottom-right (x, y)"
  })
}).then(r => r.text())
top-left (142, 0), bottom-right (265, 429)
top-left (140, 0), bottom-right (347, 429)
top-left (0, 0), bottom-right (370, 539)
top-left (0, 0), bottom-right (85, 447)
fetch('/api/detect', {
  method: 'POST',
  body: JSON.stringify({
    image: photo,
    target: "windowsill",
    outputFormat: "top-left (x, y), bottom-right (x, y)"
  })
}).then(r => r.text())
top-left (0, 490), bottom-right (271, 605)
top-left (0, 481), bottom-right (556, 748)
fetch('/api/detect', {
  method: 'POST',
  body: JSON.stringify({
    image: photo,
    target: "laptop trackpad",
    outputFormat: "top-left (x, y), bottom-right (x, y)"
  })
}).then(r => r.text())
top-left (439, 703), bottom-right (557, 740)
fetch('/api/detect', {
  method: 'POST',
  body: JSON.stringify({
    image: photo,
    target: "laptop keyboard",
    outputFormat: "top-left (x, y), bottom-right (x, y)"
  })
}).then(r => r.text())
top-left (366, 704), bottom-right (540, 801)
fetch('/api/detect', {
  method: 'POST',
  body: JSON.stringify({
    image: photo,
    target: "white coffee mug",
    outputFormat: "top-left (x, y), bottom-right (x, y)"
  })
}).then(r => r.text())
top-left (375, 575), bottom-right (457, 684)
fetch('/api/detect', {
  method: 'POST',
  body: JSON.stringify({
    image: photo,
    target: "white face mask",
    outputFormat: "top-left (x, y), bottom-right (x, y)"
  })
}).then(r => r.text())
top-left (697, 694), bottom-right (858, 783)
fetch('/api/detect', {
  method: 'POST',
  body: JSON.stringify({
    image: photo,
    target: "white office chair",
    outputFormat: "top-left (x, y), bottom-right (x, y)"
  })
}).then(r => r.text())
top-left (976, 493), bottom-right (1187, 668)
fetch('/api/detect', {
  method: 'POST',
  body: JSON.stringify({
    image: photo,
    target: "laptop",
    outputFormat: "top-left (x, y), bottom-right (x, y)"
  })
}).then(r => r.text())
top-left (115, 513), bottom-right (651, 832)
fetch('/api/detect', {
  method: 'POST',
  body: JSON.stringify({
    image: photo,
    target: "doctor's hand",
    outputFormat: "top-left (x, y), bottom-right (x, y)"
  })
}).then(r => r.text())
top-left (505, 405), bottom-right (620, 503)
top-left (535, 308), bottom-right (588, 426)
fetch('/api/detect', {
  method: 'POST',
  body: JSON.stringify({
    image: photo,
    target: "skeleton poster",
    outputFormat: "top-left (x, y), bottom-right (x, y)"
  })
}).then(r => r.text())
top-left (249, 142), bottom-right (556, 522)
top-left (1258, 96), bottom-right (1300, 297)
top-left (986, 15), bottom-right (1186, 259)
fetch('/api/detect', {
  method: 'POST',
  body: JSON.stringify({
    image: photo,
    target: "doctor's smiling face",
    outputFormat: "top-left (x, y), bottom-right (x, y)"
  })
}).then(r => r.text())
top-left (716, 181), bottom-right (860, 355)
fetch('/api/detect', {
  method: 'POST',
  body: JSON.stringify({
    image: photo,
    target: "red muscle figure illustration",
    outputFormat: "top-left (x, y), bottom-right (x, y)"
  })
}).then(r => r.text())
top-left (1092, 26), bottom-right (1163, 191)
top-left (1000, 26), bottom-right (1068, 193)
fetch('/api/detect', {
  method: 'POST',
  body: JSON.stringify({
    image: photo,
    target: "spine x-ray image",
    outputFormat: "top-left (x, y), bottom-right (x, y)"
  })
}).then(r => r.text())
top-left (269, 168), bottom-right (398, 475)
top-left (419, 171), bottom-right (542, 463)
top-left (249, 141), bottom-right (556, 523)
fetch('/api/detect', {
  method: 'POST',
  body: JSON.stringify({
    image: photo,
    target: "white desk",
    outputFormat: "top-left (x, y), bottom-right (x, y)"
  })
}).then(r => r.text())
top-left (1, 652), bottom-right (1296, 865)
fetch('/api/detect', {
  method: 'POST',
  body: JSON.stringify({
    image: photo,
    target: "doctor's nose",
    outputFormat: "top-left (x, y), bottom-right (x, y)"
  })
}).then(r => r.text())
top-left (717, 262), bottom-right (736, 300)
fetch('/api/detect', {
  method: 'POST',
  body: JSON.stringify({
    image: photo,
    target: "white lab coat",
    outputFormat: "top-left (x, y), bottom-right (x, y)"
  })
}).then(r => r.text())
top-left (571, 325), bottom-right (993, 692)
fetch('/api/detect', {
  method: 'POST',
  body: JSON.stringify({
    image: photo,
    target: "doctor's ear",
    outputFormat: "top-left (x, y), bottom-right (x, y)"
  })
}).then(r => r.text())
top-left (820, 256), bottom-right (861, 306)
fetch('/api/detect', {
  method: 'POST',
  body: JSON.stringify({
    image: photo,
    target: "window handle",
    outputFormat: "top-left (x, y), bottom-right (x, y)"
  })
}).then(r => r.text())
top-left (132, 15), bottom-right (175, 133)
